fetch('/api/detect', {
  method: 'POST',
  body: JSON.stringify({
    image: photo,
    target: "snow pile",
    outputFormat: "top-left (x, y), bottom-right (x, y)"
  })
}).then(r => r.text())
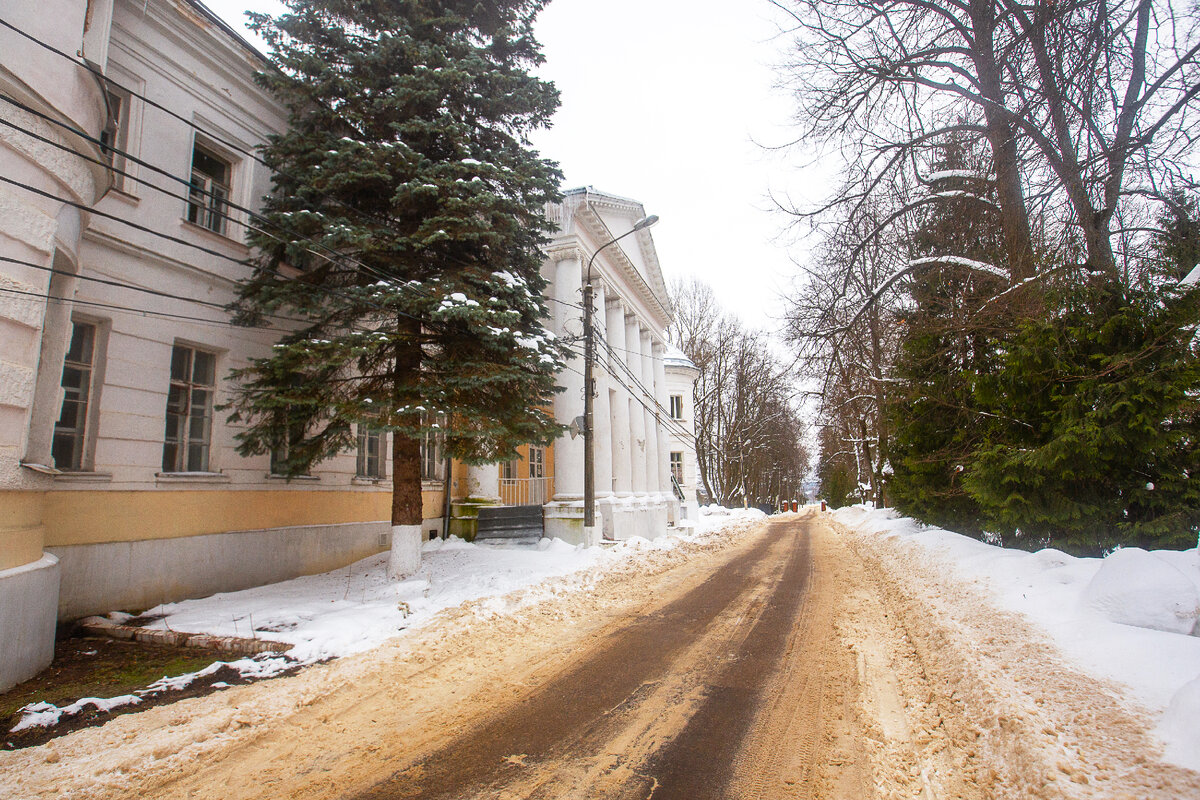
top-left (11, 695), bottom-right (142, 733)
top-left (831, 504), bottom-right (1200, 772)
top-left (9, 508), bottom-right (766, 737)
top-left (10, 654), bottom-right (295, 733)
top-left (1082, 547), bottom-right (1200, 635)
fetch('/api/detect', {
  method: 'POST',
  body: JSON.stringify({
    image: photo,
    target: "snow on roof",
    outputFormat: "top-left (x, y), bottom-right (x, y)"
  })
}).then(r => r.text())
top-left (663, 344), bottom-right (697, 371)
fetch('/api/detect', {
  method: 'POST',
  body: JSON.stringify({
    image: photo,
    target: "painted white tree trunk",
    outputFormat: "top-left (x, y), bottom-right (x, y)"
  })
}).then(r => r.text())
top-left (388, 524), bottom-right (422, 579)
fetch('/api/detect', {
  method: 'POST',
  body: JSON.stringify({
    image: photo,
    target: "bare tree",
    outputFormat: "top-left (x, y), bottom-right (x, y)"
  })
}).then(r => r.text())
top-left (774, 0), bottom-right (1200, 282)
top-left (669, 278), bottom-right (809, 507)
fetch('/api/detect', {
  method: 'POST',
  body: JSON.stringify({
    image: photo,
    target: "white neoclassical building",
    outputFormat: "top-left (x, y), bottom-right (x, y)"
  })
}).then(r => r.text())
top-left (0, 0), bottom-right (694, 692)
top-left (665, 345), bottom-right (702, 522)
top-left (453, 188), bottom-right (687, 545)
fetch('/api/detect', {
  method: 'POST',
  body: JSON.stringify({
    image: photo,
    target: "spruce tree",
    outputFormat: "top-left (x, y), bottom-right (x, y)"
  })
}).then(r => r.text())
top-left (886, 137), bottom-right (1008, 534)
top-left (228, 0), bottom-right (567, 576)
top-left (965, 280), bottom-right (1200, 555)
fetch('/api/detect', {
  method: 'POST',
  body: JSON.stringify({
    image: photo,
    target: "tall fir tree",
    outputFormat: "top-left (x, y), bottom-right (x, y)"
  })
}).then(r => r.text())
top-left (886, 136), bottom-right (1009, 534)
top-left (228, 0), bottom-right (567, 576)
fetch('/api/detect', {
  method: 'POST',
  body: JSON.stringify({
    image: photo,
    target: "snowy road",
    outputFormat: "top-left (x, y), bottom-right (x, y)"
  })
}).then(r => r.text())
top-left (5, 511), bottom-right (1197, 799)
top-left (354, 516), bottom-right (814, 799)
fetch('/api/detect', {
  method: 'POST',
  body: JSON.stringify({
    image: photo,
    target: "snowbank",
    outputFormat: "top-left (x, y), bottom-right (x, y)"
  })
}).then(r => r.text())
top-left (12, 508), bottom-right (766, 734)
top-left (831, 504), bottom-right (1200, 773)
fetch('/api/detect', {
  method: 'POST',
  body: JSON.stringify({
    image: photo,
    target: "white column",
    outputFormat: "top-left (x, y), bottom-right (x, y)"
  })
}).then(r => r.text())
top-left (626, 314), bottom-right (647, 494)
top-left (607, 298), bottom-right (632, 496)
top-left (553, 257), bottom-right (584, 499)
top-left (593, 283), bottom-right (613, 499)
top-left (466, 462), bottom-right (500, 501)
top-left (640, 327), bottom-right (660, 494)
top-left (653, 340), bottom-right (672, 497)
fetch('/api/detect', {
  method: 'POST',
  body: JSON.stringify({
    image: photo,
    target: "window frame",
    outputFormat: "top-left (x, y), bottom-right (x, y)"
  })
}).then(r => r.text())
top-left (357, 423), bottom-right (387, 481)
top-left (419, 413), bottom-right (445, 482)
top-left (186, 139), bottom-right (233, 236)
top-left (51, 320), bottom-right (99, 471)
top-left (161, 343), bottom-right (217, 473)
top-left (669, 394), bottom-right (684, 420)
top-left (99, 87), bottom-right (131, 189)
top-left (670, 451), bottom-right (684, 484)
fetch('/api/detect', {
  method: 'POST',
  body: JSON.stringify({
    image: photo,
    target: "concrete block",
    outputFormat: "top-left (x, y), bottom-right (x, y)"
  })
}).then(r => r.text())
top-left (0, 554), bottom-right (60, 691)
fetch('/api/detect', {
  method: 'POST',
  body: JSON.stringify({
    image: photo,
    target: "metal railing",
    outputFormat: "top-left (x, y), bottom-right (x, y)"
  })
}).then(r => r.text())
top-left (499, 476), bottom-right (554, 506)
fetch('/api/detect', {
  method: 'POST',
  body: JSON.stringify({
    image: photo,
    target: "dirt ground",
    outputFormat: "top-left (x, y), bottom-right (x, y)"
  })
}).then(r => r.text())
top-left (1, 512), bottom-right (1196, 799)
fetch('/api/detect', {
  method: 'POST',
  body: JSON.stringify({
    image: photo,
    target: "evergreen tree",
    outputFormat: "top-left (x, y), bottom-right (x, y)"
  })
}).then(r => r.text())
top-left (886, 137), bottom-right (1008, 534)
top-left (1156, 189), bottom-right (1200, 280)
top-left (816, 424), bottom-right (857, 508)
top-left (228, 0), bottom-right (567, 577)
top-left (965, 280), bottom-right (1200, 555)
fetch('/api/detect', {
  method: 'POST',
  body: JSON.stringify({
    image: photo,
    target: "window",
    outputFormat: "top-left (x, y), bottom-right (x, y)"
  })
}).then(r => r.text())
top-left (271, 415), bottom-right (309, 476)
top-left (187, 143), bottom-right (231, 235)
top-left (528, 445), bottom-right (545, 479)
top-left (162, 344), bottom-right (216, 472)
top-left (670, 451), bottom-right (684, 484)
top-left (357, 424), bottom-right (386, 480)
top-left (99, 89), bottom-right (130, 185)
top-left (51, 321), bottom-right (97, 471)
top-left (669, 394), bottom-right (684, 420)
top-left (420, 413), bottom-right (444, 481)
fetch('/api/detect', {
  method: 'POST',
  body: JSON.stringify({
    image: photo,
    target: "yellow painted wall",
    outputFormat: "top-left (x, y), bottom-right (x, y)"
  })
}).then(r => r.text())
top-left (0, 492), bottom-right (46, 570)
top-left (0, 487), bottom-right (447, 549)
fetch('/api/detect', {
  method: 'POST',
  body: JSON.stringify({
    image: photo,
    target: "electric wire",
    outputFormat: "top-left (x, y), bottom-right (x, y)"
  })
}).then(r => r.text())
top-left (0, 18), bottom-right (583, 317)
top-left (0, 17), bottom-right (686, 457)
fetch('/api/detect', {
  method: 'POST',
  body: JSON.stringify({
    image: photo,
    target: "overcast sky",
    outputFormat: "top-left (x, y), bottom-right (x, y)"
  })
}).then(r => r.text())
top-left (203, 0), bottom-right (815, 329)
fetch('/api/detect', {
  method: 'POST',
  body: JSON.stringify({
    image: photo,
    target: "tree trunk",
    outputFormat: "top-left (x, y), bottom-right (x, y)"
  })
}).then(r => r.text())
top-left (969, 0), bottom-right (1037, 282)
top-left (388, 318), bottom-right (424, 579)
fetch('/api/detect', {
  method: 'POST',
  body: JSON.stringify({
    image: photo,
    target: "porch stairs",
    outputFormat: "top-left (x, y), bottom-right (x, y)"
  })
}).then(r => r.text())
top-left (474, 504), bottom-right (544, 545)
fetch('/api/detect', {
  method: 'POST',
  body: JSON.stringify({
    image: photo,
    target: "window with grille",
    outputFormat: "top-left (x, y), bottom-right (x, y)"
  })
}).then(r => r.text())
top-left (669, 394), bottom-right (684, 420)
top-left (162, 344), bottom-right (216, 472)
top-left (670, 451), bottom-right (684, 484)
top-left (51, 321), bottom-right (97, 471)
top-left (187, 143), bottom-right (231, 235)
top-left (357, 424), bottom-right (386, 480)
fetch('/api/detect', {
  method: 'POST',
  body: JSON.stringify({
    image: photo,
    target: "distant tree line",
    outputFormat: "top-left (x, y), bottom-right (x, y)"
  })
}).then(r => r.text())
top-left (778, 0), bottom-right (1200, 554)
top-left (669, 278), bottom-right (809, 510)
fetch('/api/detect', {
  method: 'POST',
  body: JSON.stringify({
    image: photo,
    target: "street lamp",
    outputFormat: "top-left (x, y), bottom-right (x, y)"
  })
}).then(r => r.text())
top-left (582, 213), bottom-right (659, 533)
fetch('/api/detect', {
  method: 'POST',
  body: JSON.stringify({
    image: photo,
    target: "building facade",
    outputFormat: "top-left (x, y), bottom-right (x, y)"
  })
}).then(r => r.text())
top-left (0, 3), bottom-right (695, 692)
top-left (456, 189), bottom-right (684, 545)
top-left (664, 345), bottom-right (701, 522)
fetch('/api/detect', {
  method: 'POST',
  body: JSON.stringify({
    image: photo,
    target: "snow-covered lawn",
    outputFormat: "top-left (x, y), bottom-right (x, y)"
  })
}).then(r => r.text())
top-left (832, 504), bottom-right (1200, 773)
top-left (11, 507), bottom-right (765, 734)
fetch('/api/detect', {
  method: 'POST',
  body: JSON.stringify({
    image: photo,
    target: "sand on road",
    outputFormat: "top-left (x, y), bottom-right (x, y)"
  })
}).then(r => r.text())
top-left (3, 512), bottom-right (1195, 799)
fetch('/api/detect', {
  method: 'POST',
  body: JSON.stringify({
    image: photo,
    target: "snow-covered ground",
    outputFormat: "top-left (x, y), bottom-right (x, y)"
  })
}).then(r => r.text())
top-left (831, 504), bottom-right (1200, 773)
top-left (12, 507), bottom-right (765, 733)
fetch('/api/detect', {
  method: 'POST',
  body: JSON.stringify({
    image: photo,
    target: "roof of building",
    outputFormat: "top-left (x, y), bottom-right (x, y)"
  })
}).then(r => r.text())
top-left (663, 344), bottom-right (698, 371)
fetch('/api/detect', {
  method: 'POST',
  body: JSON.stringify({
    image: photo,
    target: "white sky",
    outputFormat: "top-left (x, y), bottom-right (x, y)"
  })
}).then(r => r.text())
top-left (202, 0), bottom-right (816, 328)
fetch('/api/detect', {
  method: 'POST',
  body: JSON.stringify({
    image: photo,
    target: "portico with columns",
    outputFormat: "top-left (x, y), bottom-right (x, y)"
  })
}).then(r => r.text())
top-left (544, 187), bottom-right (679, 544)
top-left (458, 187), bottom-right (683, 545)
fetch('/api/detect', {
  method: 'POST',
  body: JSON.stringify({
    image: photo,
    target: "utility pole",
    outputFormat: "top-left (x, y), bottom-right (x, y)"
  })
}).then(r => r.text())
top-left (582, 280), bottom-right (596, 528)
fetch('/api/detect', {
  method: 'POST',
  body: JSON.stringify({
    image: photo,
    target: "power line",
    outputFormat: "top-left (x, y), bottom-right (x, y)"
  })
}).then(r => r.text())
top-left (0, 95), bottom-right (401, 286)
top-left (0, 284), bottom-right (309, 332)
top-left (0, 173), bottom-right (441, 327)
top-left (0, 18), bottom-right (576, 320)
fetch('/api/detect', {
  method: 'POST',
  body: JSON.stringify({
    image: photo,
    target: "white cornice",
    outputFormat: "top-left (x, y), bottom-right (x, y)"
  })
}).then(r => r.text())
top-left (546, 189), bottom-right (673, 333)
